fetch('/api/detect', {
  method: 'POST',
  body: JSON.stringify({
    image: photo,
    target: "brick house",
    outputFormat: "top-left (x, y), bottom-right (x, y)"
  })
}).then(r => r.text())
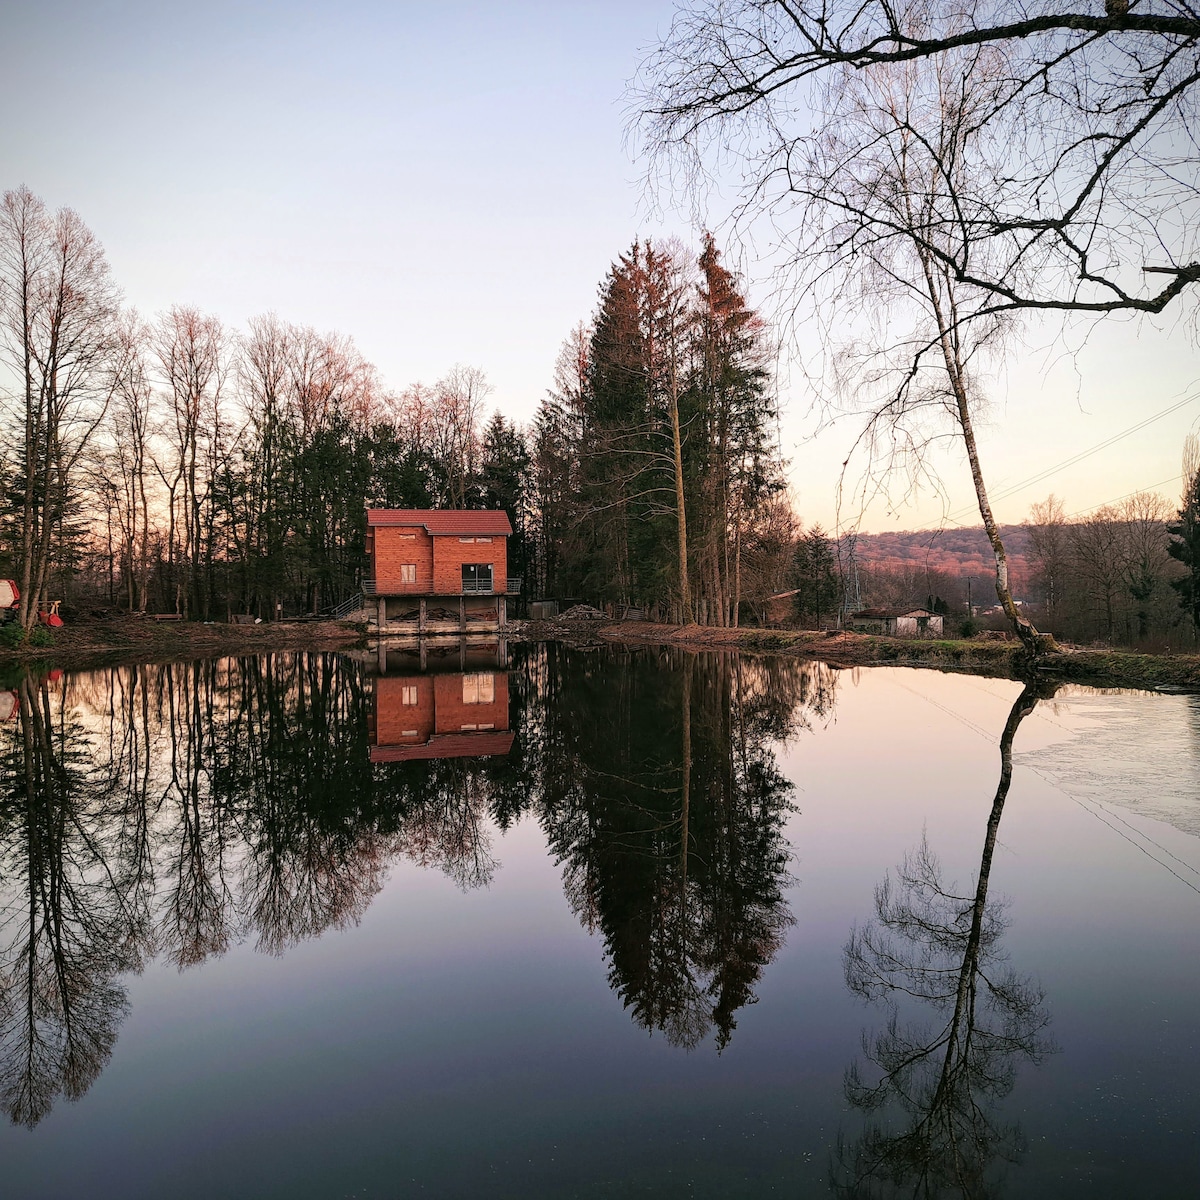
top-left (365, 508), bottom-right (517, 632)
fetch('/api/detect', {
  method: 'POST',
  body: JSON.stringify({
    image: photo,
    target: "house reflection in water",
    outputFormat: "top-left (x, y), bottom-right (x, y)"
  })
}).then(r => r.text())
top-left (368, 640), bottom-right (513, 763)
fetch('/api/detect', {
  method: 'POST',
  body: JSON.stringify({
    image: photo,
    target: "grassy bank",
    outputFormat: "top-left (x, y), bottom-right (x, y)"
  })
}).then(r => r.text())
top-left (0, 616), bottom-right (367, 672)
top-left (521, 620), bottom-right (1200, 692)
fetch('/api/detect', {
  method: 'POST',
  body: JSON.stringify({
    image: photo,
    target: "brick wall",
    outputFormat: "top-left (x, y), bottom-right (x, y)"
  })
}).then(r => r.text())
top-left (432, 672), bottom-right (509, 734)
top-left (374, 676), bottom-right (436, 745)
top-left (372, 528), bottom-right (434, 591)
top-left (372, 526), bottom-right (508, 595)
top-left (432, 536), bottom-right (508, 594)
top-left (373, 672), bottom-right (510, 747)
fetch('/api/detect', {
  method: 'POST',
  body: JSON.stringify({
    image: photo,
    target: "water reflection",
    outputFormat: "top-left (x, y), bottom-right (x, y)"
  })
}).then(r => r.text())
top-left (0, 645), bottom-right (829, 1126)
top-left (530, 648), bottom-right (829, 1049)
top-left (835, 681), bottom-right (1058, 1198)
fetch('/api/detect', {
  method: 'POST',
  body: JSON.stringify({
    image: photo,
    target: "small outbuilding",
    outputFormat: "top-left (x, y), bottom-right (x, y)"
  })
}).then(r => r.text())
top-left (848, 607), bottom-right (944, 637)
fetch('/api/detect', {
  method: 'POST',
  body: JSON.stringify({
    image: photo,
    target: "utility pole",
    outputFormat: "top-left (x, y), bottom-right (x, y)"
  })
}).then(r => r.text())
top-left (966, 576), bottom-right (973, 618)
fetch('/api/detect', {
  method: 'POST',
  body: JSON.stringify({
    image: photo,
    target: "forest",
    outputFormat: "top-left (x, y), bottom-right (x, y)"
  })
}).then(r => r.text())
top-left (2, 182), bottom-right (1198, 651)
top-left (0, 188), bottom-right (793, 631)
top-left (845, 491), bottom-right (1197, 650)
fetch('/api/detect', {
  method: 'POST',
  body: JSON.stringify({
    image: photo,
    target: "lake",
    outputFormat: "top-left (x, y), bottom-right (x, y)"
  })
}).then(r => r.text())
top-left (1, 643), bottom-right (1197, 1198)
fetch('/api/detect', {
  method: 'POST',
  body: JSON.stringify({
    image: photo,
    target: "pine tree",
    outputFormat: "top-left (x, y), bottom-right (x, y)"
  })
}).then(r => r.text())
top-left (1168, 439), bottom-right (1200, 629)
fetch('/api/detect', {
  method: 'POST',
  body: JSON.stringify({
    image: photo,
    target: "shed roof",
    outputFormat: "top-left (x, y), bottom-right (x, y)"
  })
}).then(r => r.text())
top-left (851, 607), bottom-right (938, 619)
top-left (366, 508), bottom-right (513, 536)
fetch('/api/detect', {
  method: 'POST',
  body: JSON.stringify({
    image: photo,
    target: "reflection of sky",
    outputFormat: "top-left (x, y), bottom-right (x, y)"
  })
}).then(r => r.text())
top-left (3, 665), bottom-right (1199, 1197)
top-left (4, 3), bottom-right (1197, 531)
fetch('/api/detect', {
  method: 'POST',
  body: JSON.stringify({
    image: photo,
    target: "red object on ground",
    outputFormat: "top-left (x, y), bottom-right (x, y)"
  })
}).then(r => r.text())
top-left (39, 612), bottom-right (64, 627)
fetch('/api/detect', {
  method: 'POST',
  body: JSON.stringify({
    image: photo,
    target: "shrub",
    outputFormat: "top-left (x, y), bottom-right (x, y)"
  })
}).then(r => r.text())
top-left (27, 625), bottom-right (54, 648)
top-left (959, 617), bottom-right (979, 639)
top-left (0, 621), bottom-right (24, 649)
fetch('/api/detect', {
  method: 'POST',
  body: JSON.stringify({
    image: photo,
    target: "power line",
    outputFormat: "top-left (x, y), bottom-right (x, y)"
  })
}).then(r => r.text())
top-left (945, 389), bottom-right (1199, 523)
top-left (1065, 474), bottom-right (1183, 518)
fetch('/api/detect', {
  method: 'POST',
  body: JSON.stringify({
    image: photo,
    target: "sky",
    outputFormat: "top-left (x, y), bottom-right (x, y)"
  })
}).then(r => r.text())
top-left (3, 0), bottom-right (1198, 532)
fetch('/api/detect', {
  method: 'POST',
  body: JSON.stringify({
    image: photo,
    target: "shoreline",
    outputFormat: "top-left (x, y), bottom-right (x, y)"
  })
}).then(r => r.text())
top-left (2, 615), bottom-right (1197, 692)
top-left (515, 619), bottom-right (1200, 692)
top-left (0, 617), bottom-right (368, 675)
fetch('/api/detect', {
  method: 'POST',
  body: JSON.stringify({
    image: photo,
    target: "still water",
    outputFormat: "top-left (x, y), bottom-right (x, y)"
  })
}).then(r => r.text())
top-left (0, 643), bottom-right (1197, 1198)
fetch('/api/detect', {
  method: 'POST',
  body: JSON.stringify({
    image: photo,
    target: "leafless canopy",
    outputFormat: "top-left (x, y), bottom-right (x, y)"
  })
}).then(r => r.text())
top-left (636, 1), bottom-right (1200, 319)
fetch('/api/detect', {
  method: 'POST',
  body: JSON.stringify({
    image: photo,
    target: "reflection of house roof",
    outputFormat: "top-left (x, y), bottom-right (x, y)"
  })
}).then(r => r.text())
top-left (852, 607), bottom-right (937, 619)
top-left (366, 508), bottom-right (513, 536)
top-left (370, 731), bottom-right (515, 762)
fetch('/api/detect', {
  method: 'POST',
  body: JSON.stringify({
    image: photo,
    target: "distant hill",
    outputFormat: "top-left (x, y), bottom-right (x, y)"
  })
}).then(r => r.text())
top-left (843, 525), bottom-right (1035, 595)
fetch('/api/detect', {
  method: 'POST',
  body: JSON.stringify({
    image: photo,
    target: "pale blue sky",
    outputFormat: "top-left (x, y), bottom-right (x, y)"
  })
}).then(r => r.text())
top-left (4, 1), bottom-right (1197, 530)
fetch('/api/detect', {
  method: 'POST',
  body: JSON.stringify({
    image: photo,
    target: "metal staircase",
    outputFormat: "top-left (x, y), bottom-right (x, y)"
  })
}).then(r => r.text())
top-left (327, 592), bottom-right (366, 620)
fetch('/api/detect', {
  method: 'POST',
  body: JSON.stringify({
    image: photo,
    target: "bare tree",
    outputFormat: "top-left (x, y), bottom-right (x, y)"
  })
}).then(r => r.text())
top-left (1069, 504), bottom-right (1127, 640)
top-left (434, 365), bottom-right (491, 506)
top-left (152, 306), bottom-right (226, 618)
top-left (1117, 490), bottom-right (1174, 640)
top-left (1026, 495), bottom-right (1070, 630)
top-left (637, 1), bottom-right (1200, 320)
top-left (0, 186), bottom-right (120, 628)
top-left (106, 312), bottom-right (154, 611)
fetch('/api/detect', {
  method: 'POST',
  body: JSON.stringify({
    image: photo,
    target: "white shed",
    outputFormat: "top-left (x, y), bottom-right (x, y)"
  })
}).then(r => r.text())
top-left (849, 607), bottom-right (944, 637)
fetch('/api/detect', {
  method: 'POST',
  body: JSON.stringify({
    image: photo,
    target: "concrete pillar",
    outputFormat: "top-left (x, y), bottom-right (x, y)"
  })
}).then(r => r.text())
top-left (419, 597), bottom-right (426, 634)
top-left (419, 639), bottom-right (427, 671)
top-left (377, 596), bottom-right (386, 630)
top-left (377, 638), bottom-right (387, 674)
top-left (459, 595), bottom-right (466, 631)
top-left (497, 596), bottom-right (506, 629)
top-left (459, 638), bottom-right (466, 670)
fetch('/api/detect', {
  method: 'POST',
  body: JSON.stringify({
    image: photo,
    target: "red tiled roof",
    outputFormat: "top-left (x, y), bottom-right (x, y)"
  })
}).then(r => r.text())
top-left (370, 731), bottom-right (515, 762)
top-left (366, 508), bottom-right (513, 536)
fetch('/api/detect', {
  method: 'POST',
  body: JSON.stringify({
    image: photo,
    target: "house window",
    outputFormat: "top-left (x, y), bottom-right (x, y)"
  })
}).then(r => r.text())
top-left (460, 723), bottom-right (478, 731)
top-left (400, 564), bottom-right (416, 583)
top-left (459, 536), bottom-right (475, 543)
top-left (398, 533), bottom-right (416, 541)
top-left (461, 563), bottom-right (493, 593)
top-left (475, 536), bottom-right (492, 543)
top-left (462, 673), bottom-right (495, 705)
top-left (401, 729), bottom-right (418, 737)
top-left (401, 685), bottom-right (418, 705)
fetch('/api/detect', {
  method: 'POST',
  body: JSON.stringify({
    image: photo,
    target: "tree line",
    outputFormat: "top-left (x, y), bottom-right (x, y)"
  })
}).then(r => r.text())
top-left (1, 186), bottom-right (799, 630)
top-left (637, 0), bottom-right (1200, 653)
top-left (528, 235), bottom-right (786, 624)
top-left (0, 182), bottom-right (536, 626)
top-left (1025, 481), bottom-right (1198, 648)
top-left (782, 480), bottom-right (1200, 650)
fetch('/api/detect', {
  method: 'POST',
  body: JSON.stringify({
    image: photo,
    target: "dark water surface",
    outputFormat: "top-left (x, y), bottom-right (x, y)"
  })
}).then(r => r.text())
top-left (1, 644), bottom-right (1197, 1198)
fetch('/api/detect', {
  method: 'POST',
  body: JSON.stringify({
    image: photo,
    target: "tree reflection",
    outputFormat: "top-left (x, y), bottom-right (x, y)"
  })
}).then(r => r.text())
top-left (835, 681), bottom-right (1058, 1199)
top-left (0, 677), bottom-right (150, 1129)
top-left (0, 643), bottom-right (827, 1124)
top-left (532, 646), bottom-right (826, 1049)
